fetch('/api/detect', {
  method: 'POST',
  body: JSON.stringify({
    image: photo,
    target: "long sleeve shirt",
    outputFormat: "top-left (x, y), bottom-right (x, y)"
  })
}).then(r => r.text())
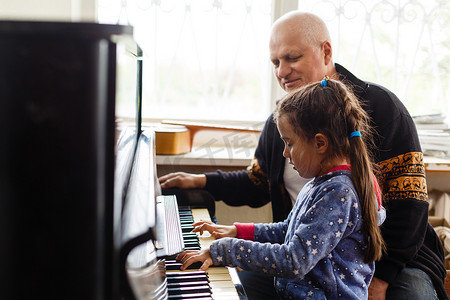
top-left (210, 170), bottom-right (373, 300)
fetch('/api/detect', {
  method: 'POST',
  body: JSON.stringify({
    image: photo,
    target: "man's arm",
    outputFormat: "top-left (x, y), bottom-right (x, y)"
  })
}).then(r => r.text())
top-left (374, 151), bottom-right (429, 283)
top-left (159, 172), bottom-right (206, 189)
top-left (158, 115), bottom-right (276, 208)
top-left (369, 89), bottom-right (429, 284)
top-left (362, 83), bottom-right (430, 292)
top-left (204, 115), bottom-right (277, 207)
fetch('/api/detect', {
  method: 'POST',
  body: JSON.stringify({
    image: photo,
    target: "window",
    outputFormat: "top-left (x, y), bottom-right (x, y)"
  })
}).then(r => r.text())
top-left (99, 0), bottom-right (450, 123)
top-left (99, 0), bottom-right (275, 123)
top-left (297, 0), bottom-right (450, 118)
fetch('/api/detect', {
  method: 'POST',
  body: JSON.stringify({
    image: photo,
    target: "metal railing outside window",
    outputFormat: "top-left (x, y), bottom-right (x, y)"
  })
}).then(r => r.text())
top-left (298, 0), bottom-right (450, 118)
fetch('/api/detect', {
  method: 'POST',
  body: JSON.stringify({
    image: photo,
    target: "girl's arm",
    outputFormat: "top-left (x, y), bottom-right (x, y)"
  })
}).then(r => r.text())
top-left (209, 181), bottom-right (361, 278)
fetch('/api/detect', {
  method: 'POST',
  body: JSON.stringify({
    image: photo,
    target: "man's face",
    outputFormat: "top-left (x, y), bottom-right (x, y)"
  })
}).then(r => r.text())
top-left (270, 26), bottom-right (327, 92)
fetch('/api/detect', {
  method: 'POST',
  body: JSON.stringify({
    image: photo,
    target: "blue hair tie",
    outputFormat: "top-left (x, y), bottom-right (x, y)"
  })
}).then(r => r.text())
top-left (350, 131), bottom-right (361, 139)
top-left (321, 75), bottom-right (329, 87)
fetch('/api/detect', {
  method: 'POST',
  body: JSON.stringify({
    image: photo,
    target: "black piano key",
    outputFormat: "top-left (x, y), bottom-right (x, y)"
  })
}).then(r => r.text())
top-left (165, 260), bottom-right (204, 270)
top-left (183, 231), bottom-right (196, 235)
top-left (166, 259), bottom-right (202, 265)
top-left (168, 285), bottom-right (211, 295)
top-left (180, 214), bottom-right (193, 219)
top-left (165, 263), bottom-right (189, 271)
top-left (183, 234), bottom-right (198, 240)
top-left (183, 239), bottom-right (199, 244)
top-left (168, 294), bottom-right (212, 300)
top-left (166, 270), bottom-right (207, 277)
top-left (183, 240), bottom-right (198, 245)
top-left (184, 246), bottom-right (201, 250)
top-left (179, 219), bottom-right (193, 223)
top-left (184, 247), bottom-right (200, 251)
top-left (183, 239), bottom-right (199, 243)
top-left (179, 218), bottom-right (193, 223)
top-left (167, 281), bottom-right (209, 288)
top-left (180, 225), bottom-right (194, 229)
top-left (178, 214), bottom-right (193, 219)
top-left (183, 241), bottom-right (200, 247)
top-left (165, 263), bottom-right (184, 271)
top-left (180, 220), bottom-right (194, 224)
top-left (180, 219), bottom-right (193, 224)
top-left (180, 220), bottom-right (193, 225)
top-left (183, 240), bottom-right (200, 246)
top-left (178, 211), bottom-right (192, 216)
top-left (185, 261), bottom-right (204, 269)
top-left (166, 274), bottom-right (208, 283)
top-left (183, 232), bottom-right (197, 236)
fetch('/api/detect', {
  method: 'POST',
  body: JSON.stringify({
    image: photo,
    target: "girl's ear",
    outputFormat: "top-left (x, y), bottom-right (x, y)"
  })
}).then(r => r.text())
top-left (314, 133), bottom-right (328, 154)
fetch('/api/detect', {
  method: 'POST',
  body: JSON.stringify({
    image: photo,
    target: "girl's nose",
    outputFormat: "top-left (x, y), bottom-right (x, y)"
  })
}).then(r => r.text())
top-left (282, 146), bottom-right (289, 158)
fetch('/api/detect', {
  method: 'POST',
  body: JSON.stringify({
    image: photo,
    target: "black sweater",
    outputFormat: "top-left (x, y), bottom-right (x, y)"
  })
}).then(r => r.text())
top-left (205, 64), bottom-right (447, 299)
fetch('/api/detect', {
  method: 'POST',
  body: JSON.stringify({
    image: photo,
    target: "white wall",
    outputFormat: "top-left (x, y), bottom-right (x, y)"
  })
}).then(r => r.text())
top-left (0, 0), bottom-right (96, 22)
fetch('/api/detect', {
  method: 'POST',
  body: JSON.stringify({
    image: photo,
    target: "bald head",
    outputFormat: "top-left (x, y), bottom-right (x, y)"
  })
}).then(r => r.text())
top-left (271, 12), bottom-right (331, 48)
top-left (269, 12), bottom-right (336, 91)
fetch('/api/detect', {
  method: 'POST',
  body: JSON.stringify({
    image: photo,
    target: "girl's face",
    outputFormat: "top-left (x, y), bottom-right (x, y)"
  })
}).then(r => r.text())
top-left (277, 115), bottom-right (323, 178)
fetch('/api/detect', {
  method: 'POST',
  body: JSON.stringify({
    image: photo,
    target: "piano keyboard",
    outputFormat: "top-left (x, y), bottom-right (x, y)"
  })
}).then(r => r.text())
top-left (165, 206), bottom-right (247, 300)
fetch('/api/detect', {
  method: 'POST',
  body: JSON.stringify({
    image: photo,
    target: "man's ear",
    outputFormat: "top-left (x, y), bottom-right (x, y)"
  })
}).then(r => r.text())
top-left (321, 41), bottom-right (332, 65)
top-left (314, 133), bottom-right (328, 154)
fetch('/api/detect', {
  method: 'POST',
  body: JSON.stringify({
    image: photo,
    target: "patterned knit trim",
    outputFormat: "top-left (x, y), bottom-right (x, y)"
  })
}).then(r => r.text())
top-left (247, 157), bottom-right (269, 193)
top-left (377, 152), bottom-right (428, 202)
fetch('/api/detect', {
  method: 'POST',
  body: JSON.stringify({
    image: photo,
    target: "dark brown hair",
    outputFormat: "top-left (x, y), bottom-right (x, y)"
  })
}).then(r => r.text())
top-left (274, 79), bottom-right (385, 263)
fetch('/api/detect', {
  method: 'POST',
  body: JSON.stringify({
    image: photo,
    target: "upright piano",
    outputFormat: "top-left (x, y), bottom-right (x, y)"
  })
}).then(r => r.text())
top-left (0, 21), bottom-right (246, 299)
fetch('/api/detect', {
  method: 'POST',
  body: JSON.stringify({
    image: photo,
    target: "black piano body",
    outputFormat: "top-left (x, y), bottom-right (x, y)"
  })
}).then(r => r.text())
top-left (0, 20), bottom-right (246, 300)
top-left (0, 20), bottom-right (149, 299)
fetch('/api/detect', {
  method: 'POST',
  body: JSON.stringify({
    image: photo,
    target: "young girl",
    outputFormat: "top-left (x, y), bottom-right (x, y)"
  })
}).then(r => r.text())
top-left (176, 78), bottom-right (385, 299)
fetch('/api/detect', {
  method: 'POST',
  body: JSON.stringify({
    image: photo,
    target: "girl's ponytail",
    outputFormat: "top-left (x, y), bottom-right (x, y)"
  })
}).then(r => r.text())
top-left (349, 129), bottom-right (385, 262)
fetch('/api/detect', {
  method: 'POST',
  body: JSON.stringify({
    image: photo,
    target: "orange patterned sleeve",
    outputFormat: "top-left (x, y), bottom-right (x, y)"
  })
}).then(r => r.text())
top-left (377, 151), bottom-right (428, 202)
